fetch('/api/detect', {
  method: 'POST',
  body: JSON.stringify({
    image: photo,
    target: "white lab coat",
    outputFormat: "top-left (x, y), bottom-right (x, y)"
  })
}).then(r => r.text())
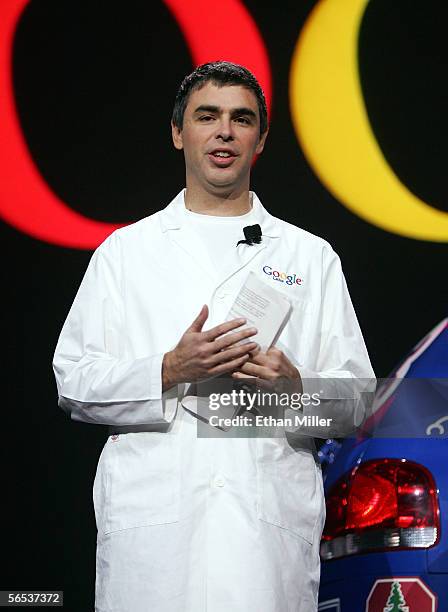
top-left (52, 190), bottom-right (374, 612)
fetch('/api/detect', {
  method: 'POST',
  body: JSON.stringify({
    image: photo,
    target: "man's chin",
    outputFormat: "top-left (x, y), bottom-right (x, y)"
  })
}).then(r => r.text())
top-left (205, 181), bottom-right (243, 196)
top-left (205, 172), bottom-right (244, 191)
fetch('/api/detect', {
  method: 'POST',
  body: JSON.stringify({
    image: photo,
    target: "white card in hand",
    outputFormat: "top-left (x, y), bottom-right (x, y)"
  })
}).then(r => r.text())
top-left (226, 272), bottom-right (292, 352)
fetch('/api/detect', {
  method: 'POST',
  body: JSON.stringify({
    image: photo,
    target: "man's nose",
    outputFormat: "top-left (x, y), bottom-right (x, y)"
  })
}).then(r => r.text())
top-left (215, 117), bottom-right (234, 141)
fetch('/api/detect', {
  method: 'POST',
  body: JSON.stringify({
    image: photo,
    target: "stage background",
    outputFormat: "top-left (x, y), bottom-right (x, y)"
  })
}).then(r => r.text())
top-left (1, 0), bottom-right (445, 609)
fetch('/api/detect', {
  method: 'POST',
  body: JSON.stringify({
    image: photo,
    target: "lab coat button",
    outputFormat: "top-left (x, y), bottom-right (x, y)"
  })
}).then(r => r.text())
top-left (217, 292), bottom-right (226, 300)
top-left (213, 476), bottom-right (226, 488)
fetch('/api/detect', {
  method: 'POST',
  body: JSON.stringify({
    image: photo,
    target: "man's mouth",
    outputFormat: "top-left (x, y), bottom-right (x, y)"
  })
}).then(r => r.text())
top-left (208, 149), bottom-right (238, 166)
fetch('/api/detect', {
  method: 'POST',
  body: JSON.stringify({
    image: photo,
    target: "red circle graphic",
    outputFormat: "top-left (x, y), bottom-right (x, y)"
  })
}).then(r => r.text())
top-left (0, 0), bottom-right (271, 248)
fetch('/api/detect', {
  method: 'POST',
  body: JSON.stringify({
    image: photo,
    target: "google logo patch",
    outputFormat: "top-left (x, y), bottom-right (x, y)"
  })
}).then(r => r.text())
top-left (263, 265), bottom-right (302, 286)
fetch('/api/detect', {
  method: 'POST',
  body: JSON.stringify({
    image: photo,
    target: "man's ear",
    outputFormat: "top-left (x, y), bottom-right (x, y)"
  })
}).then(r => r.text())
top-left (255, 127), bottom-right (269, 156)
top-left (171, 121), bottom-right (183, 150)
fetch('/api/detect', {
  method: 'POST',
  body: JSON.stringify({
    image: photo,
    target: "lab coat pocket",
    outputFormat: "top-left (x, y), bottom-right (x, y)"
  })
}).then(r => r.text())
top-left (93, 442), bottom-right (111, 532)
top-left (256, 440), bottom-right (322, 545)
top-left (96, 432), bottom-right (180, 535)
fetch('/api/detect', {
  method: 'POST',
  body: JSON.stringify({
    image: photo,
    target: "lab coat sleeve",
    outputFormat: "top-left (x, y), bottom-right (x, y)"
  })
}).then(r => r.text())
top-left (292, 245), bottom-right (376, 437)
top-left (52, 233), bottom-right (177, 426)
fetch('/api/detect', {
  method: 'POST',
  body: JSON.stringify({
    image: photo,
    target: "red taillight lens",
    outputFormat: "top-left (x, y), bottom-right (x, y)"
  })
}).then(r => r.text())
top-left (321, 459), bottom-right (440, 560)
top-left (347, 470), bottom-right (397, 529)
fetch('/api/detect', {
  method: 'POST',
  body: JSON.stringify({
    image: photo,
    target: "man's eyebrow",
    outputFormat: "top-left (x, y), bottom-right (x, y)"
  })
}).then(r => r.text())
top-left (193, 105), bottom-right (257, 119)
top-left (193, 105), bottom-right (220, 114)
top-left (231, 107), bottom-right (257, 119)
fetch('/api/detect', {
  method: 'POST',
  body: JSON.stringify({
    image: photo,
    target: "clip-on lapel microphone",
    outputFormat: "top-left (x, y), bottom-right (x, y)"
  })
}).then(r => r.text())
top-left (237, 224), bottom-right (262, 246)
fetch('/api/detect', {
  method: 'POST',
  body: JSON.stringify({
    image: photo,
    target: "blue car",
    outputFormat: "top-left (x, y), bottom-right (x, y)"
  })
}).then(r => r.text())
top-left (318, 318), bottom-right (448, 612)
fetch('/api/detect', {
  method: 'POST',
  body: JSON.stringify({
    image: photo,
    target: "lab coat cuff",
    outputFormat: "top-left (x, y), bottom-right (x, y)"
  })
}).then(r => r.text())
top-left (150, 352), bottom-right (179, 423)
top-left (297, 367), bottom-right (324, 398)
top-left (149, 352), bottom-right (164, 399)
top-left (298, 366), bottom-right (359, 400)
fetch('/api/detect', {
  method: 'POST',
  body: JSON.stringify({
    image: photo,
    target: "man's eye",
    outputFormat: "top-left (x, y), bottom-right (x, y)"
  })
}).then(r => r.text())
top-left (199, 116), bottom-right (213, 121)
top-left (235, 117), bottom-right (250, 124)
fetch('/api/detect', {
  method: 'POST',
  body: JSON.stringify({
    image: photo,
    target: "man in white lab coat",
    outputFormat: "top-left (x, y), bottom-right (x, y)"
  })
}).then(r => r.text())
top-left (53, 61), bottom-right (374, 611)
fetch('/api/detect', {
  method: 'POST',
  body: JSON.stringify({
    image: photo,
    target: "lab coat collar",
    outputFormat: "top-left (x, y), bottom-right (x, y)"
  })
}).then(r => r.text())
top-left (158, 189), bottom-right (280, 286)
top-left (159, 189), bottom-right (281, 238)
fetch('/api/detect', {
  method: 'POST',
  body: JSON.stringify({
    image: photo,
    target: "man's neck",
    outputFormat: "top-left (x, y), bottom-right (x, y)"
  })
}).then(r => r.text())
top-left (184, 186), bottom-right (252, 217)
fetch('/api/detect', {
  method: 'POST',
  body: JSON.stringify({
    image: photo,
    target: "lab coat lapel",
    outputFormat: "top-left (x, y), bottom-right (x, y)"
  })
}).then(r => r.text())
top-left (158, 190), bottom-right (217, 283)
top-left (213, 193), bottom-right (280, 289)
top-left (215, 240), bottom-right (267, 289)
top-left (170, 225), bottom-right (217, 283)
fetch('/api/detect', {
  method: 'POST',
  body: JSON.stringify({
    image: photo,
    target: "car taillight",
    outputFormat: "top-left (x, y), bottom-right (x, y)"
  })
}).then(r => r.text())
top-left (321, 459), bottom-right (440, 560)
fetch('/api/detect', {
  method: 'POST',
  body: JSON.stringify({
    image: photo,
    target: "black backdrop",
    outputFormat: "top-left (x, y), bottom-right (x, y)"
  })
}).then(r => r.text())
top-left (2, 0), bottom-right (446, 608)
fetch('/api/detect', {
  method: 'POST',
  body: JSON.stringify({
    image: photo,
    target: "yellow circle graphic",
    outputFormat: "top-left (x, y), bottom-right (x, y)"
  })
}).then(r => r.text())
top-left (290, 0), bottom-right (448, 242)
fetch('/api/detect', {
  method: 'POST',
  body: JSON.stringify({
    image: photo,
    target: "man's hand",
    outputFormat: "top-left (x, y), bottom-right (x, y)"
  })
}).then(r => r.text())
top-left (162, 305), bottom-right (259, 391)
top-left (232, 346), bottom-right (303, 394)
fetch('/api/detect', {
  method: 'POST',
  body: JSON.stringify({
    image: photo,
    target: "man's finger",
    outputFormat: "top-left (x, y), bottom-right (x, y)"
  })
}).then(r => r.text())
top-left (213, 327), bottom-right (258, 351)
top-left (234, 361), bottom-right (271, 379)
top-left (231, 371), bottom-right (257, 384)
top-left (208, 341), bottom-right (259, 366)
top-left (204, 317), bottom-right (247, 341)
top-left (210, 353), bottom-right (251, 376)
top-left (249, 345), bottom-right (262, 358)
top-left (187, 305), bottom-right (209, 333)
top-left (232, 371), bottom-right (275, 391)
top-left (246, 349), bottom-right (269, 365)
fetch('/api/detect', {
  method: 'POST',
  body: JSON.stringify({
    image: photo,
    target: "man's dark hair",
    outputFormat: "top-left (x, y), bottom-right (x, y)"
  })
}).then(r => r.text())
top-left (172, 61), bottom-right (268, 137)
